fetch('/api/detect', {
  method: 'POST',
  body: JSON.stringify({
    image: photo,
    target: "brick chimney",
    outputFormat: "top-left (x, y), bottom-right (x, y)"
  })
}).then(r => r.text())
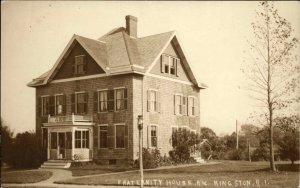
top-left (125, 15), bottom-right (137, 38)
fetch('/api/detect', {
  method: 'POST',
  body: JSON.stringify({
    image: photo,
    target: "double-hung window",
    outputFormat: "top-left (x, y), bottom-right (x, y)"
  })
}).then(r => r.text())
top-left (99, 126), bottom-right (108, 149)
top-left (41, 96), bottom-right (55, 116)
top-left (147, 90), bottom-right (160, 112)
top-left (115, 124), bottom-right (128, 149)
top-left (71, 92), bottom-right (88, 114)
top-left (115, 88), bottom-right (127, 111)
top-left (42, 96), bottom-right (50, 116)
top-left (75, 130), bottom-right (89, 149)
top-left (161, 54), bottom-right (179, 76)
top-left (151, 126), bottom-right (158, 147)
top-left (94, 90), bottom-right (108, 112)
top-left (174, 94), bottom-right (187, 115)
top-left (74, 55), bottom-right (86, 75)
top-left (55, 95), bottom-right (65, 115)
top-left (188, 96), bottom-right (196, 116)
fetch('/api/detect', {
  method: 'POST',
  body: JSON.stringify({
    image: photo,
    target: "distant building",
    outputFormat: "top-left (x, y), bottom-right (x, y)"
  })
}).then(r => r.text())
top-left (28, 15), bottom-right (207, 165)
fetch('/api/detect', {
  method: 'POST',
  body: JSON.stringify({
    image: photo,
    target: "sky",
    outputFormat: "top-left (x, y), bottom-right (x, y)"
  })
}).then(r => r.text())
top-left (1, 1), bottom-right (300, 136)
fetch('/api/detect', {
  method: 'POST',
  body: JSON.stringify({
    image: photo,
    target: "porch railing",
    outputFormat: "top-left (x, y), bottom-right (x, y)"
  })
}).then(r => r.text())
top-left (48, 114), bottom-right (93, 123)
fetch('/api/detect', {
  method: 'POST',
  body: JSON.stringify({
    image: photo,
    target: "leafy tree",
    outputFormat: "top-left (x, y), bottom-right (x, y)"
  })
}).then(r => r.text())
top-left (275, 115), bottom-right (300, 164)
top-left (8, 131), bottom-right (45, 168)
top-left (1, 118), bottom-right (14, 165)
top-left (242, 1), bottom-right (299, 171)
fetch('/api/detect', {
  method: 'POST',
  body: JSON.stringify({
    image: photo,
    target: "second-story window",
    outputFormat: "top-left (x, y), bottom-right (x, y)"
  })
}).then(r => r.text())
top-left (41, 96), bottom-right (55, 116)
top-left (147, 90), bottom-right (160, 112)
top-left (188, 97), bottom-right (196, 116)
top-left (174, 94), bottom-right (187, 115)
top-left (74, 55), bottom-right (86, 75)
top-left (161, 54), bottom-right (179, 76)
top-left (71, 92), bottom-right (88, 114)
top-left (94, 90), bottom-right (108, 113)
top-left (55, 95), bottom-right (66, 115)
top-left (115, 88), bottom-right (127, 111)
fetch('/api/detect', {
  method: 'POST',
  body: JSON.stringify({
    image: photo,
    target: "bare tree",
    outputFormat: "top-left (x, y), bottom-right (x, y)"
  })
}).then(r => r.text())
top-left (242, 1), bottom-right (299, 171)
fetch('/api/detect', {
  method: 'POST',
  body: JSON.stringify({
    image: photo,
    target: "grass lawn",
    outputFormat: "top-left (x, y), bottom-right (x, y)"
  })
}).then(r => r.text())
top-left (2, 170), bottom-right (53, 183)
top-left (56, 161), bottom-right (299, 187)
top-left (69, 163), bottom-right (134, 176)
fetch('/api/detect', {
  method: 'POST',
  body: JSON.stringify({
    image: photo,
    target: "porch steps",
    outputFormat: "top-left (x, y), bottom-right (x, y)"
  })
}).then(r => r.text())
top-left (40, 160), bottom-right (71, 169)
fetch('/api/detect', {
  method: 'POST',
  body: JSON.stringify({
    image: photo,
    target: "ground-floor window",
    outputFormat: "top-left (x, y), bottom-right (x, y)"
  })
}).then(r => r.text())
top-left (99, 126), bottom-right (108, 148)
top-left (115, 124), bottom-right (128, 148)
top-left (75, 130), bottom-right (89, 148)
top-left (151, 126), bottom-right (158, 147)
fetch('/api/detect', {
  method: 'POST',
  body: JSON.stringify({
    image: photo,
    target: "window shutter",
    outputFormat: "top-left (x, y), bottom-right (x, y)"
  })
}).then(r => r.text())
top-left (72, 59), bottom-right (76, 75)
top-left (38, 97), bottom-right (42, 116)
top-left (174, 95), bottom-right (177, 115)
top-left (187, 97), bottom-right (191, 116)
top-left (147, 90), bottom-right (150, 112)
top-left (107, 90), bottom-right (114, 111)
top-left (157, 92), bottom-right (161, 113)
top-left (161, 55), bottom-right (165, 73)
top-left (84, 93), bottom-right (88, 114)
top-left (124, 88), bottom-right (128, 110)
top-left (176, 59), bottom-right (179, 77)
top-left (124, 125), bottom-right (128, 149)
top-left (49, 96), bottom-right (55, 116)
top-left (71, 94), bottom-right (75, 114)
top-left (93, 91), bottom-right (98, 113)
top-left (108, 125), bottom-right (115, 149)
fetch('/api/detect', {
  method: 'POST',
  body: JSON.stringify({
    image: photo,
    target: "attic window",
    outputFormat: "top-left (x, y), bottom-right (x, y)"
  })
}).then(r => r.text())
top-left (161, 54), bottom-right (179, 76)
top-left (74, 55), bottom-right (86, 75)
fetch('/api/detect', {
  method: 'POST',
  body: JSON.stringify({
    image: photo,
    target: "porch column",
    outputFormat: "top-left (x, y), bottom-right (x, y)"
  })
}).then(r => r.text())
top-left (71, 127), bottom-right (75, 160)
top-left (47, 130), bottom-right (50, 160)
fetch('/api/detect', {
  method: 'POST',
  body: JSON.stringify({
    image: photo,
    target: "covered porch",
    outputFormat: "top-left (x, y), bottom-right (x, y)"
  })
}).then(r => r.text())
top-left (42, 114), bottom-right (94, 162)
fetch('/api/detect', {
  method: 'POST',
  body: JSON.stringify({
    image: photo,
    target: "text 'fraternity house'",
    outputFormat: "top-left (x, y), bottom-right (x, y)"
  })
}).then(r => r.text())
top-left (28, 15), bottom-right (207, 165)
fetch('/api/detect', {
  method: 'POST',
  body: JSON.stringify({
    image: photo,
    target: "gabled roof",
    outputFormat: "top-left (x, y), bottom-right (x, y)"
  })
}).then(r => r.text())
top-left (28, 26), bottom-right (207, 89)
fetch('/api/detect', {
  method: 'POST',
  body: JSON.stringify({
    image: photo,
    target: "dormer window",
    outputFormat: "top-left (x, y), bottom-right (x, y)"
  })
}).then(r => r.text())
top-left (74, 55), bottom-right (86, 75)
top-left (161, 54), bottom-right (179, 76)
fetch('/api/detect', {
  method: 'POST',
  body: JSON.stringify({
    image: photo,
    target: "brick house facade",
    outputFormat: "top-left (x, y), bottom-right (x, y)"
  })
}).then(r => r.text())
top-left (28, 15), bottom-right (207, 164)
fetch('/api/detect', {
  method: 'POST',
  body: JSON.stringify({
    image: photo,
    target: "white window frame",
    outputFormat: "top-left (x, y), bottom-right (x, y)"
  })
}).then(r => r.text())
top-left (148, 89), bottom-right (159, 112)
top-left (74, 91), bottom-right (87, 114)
top-left (188, 96), bottom-right (196, 117)
top-left (97, 89), bottom-right (108, 113)
top-left (174, 93), bottom-right (188, 116)
top-left (54, 94), bottom-right (64, 115)
top-left (162, 54), bottom-right (179, 76)
top-left (98, 124), bottom-right (108, 149)
top-left (114, 87), bottom-right (127, 111)
top-left (149, 124), bottom-right (158, 148)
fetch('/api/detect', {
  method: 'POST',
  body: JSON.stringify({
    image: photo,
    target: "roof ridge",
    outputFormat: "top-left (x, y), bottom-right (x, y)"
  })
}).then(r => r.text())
top-left (75, 34), bottom-right (106, 44)
top-left (138, 30), bottom-right (175, 40)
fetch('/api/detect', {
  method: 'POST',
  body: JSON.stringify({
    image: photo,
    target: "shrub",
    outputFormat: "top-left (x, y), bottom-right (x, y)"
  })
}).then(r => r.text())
top-left (134, 148), bottom-right (162, 169)
top-left (222, 149), bottom-right (246, 160)
top-left (170, 129), bottom-right (201, 163)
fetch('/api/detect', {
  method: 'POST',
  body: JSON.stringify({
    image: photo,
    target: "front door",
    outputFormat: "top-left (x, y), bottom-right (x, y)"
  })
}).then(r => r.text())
top-left (58, 132), bottom-right (66, 159)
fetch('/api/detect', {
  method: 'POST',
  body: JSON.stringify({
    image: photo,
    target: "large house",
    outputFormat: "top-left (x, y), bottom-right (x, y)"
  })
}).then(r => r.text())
top-left (28, 15), bottom-right (207, 165)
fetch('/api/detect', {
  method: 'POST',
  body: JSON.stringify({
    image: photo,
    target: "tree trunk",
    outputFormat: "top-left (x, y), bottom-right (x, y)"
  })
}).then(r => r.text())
top-left (269, 111), bottom-right (276, 171)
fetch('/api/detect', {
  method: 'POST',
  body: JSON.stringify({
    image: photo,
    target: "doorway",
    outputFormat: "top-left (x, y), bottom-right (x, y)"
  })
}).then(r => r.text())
top-left (58, 132), bottom-right (66, 159)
